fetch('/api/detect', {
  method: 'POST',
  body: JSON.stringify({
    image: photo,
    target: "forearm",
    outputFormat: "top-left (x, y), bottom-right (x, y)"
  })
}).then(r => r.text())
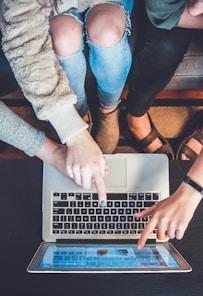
top-left (172, 149), bottom-right (203, 217)
top-left (0, 0), bottom-right (87, 143)
top-left (0, 101), bottom-right (45, 156)
top-left (35, 136), bottom-right (67, 176)
top-left (183, 148), bottom-right (203, 192)
top-left (178, 3), bottom-right (203, 28)
top-left (0, 0), bottom-right (76, 117)
top-left (187, 0), bottom-right (203, 16)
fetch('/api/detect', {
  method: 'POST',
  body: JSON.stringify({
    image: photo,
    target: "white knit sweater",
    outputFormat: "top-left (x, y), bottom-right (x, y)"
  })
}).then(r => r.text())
top-left (0, 0), bottom-right (87, 146)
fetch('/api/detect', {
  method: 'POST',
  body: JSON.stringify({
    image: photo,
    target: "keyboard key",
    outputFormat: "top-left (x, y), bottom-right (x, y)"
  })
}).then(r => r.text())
top-left (75, 193), bottom-right (82, 200)
top-left (53, 215), bottom-right (59, 222)
top-left (66, 209), bottom-right (72, 214)
top-left (70, 201), bottom-right (76, 207)
top-left (144, 201), bottom-right (155, 207)
top-left (118, 209), bottom-right (124, 214)
top-left (145, 193), bottom-right (152, 200)
top-left (79, 223), bottom-right (85, 229)
top-left (107, 193), bottom-right (127, 200)
top-left (61, 216), bottom-right (67, 222)
top-left (107, 201), bottom-right (113, 207)
top-left (153, 193), bottom-right (159, 200)
top-left (53, 223), bottom-right (63, 229)
top-left (53, 201), bottom-right (68, 207)
top-left (88, 209), bottom-right (94, 215)
top-left (61, 193), bottom-right (67, 200)
top-left (53, 208), bottom-right (65, 215)
top-left (83, 193), bottom-right (91, 200)
top-left (138, 193), bottom-right (144, 200)
top-left (129, 193), bottom-right (137, 200)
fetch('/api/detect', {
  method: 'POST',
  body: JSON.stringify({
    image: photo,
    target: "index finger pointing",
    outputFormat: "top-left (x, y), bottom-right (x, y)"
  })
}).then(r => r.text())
top-left (137, 218), bottom-right (158, 250)
top-left (93, 174), bottom-right (107, 207)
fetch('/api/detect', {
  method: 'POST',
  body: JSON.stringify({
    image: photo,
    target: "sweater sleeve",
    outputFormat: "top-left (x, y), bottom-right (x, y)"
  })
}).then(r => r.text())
top-left (145, 0), bottom-right (186, 30)
top-left (0, 0), bottom-right (87, 143)
top-left (0, 101), bottom-right (45, 157)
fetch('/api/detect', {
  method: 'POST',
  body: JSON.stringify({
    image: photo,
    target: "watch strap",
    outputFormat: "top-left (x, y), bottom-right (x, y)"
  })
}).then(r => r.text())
top-left (183, 176), bottom-right (203, 196)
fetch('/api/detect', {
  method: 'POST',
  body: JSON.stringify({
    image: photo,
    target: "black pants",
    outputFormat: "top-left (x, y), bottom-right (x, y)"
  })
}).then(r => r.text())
top-left (127, 0), bottom-right (192, 117)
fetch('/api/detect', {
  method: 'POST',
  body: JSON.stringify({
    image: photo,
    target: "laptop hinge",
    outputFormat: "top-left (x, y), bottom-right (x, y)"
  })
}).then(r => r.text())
top-left (56, 239), bottom-right (156, 245)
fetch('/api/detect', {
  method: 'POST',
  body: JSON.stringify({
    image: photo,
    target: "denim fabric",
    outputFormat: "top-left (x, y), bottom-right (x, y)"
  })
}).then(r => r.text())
top-left (57, 0), bottom-right (134, 117)
top-left (57, 47), bottom-right (89, 117)
top-left (88, 32), bottom-right (132, 109)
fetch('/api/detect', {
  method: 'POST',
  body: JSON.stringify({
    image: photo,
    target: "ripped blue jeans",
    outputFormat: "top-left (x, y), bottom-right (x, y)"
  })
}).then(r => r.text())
top-left (56, 1), bottom-right (134, 117)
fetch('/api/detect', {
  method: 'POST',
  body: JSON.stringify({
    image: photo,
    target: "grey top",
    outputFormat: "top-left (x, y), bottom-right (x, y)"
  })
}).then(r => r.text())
top-left (0, 101), bottom-right (45, 156)
top-left (145, 0), bottom-right (186, 29)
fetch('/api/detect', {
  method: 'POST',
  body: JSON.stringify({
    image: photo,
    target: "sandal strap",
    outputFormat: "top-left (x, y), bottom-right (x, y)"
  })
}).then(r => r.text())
top-left (138, 128), bottom-right (161, 149)
top-left (179, 144), bottom-right (198, 160)
top-left (176, 127), bottom-right (203, 160)
top-left (192, 129), bottom-right (203, 145)
top-left (135, 113), bottom-right (174, 159)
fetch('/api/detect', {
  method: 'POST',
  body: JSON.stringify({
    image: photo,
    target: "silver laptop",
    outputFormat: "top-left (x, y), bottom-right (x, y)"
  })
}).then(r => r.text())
top-left (27, 153), bottom-right (191, 273)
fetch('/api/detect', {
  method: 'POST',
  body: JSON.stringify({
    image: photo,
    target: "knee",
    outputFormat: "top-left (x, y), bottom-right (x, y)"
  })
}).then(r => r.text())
top-left (87, 4), bottom-right (126, 47)
top-left (49, 15), bottom-right (82, 56)
top-left (155, 30), bottom-right (191, 68)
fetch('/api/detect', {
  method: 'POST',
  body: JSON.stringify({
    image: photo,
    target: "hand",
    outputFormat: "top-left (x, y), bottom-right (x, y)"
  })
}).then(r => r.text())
top-left (36, 136), bottom-right (70, 177)
top-left (65, 129), bottom-right (108, 206)
top-left (135, 183), bottom-right (202, 249)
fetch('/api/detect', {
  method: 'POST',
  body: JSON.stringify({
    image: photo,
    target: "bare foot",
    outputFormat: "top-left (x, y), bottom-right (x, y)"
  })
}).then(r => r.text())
top-left (127, 113), bottom-right (163, 153)
top-left (181, 124), bottom-right (203, 160)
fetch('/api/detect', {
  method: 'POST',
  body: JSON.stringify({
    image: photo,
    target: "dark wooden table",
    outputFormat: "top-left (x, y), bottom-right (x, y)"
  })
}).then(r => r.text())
top-left (1, 158), bottom-right (203, 296)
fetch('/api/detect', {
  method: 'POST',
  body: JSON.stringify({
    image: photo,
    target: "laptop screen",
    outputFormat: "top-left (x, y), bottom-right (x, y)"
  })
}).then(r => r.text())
top-left (27, 242), bottom-right (191, 273)
top-left (39, 244), bottom-right (178, 269)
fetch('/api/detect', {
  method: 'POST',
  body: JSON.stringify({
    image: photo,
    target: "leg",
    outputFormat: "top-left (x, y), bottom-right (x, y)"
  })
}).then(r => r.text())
top-left (86, 2), bottom-right (133, 152)
top-left (127, 1), bottom-right (192, 156)
top-left (87, 3), bottom-right (132, 112)
top-left (175, 30), bottom-right (203, 160)
top-left (49, 13), bottom-right (89, 121)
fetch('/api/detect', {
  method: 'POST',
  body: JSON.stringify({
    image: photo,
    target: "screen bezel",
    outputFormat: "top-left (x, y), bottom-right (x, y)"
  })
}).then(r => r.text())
top-left (27, 242), bottom-right (192, 273)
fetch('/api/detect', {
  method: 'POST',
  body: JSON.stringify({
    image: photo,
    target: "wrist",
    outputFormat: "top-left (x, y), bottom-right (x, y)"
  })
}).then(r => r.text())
top-left (183, 175), bottom-right (203, 197)
top-left (178, 178), bottom-right (203, 204)
top-left (66, 129), bottom-right (90, 147)
top-left (36, 137), bottom-right (59, 163)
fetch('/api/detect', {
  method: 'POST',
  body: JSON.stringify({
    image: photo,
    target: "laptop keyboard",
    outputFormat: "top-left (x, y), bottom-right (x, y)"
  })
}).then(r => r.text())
top-left (51, 192), bottom-right (159, 238)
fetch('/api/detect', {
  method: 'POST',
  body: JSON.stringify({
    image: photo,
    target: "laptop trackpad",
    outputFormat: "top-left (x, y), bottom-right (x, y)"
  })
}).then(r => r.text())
top-left (104, 158), bottom-right (127, 188)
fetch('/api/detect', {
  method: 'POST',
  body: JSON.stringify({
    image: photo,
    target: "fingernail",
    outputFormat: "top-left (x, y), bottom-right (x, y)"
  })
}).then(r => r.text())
top-left (137, 243), bottom-right (142, 250)
top-left (100, 200), bottom-right (106, 207)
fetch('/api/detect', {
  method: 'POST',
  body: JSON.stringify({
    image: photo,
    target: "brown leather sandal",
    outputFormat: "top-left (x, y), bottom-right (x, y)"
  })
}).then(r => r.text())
top-left (176, 126), bottom-right (203, 161)
top-left (135, 114), bottom-right (175, 160)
